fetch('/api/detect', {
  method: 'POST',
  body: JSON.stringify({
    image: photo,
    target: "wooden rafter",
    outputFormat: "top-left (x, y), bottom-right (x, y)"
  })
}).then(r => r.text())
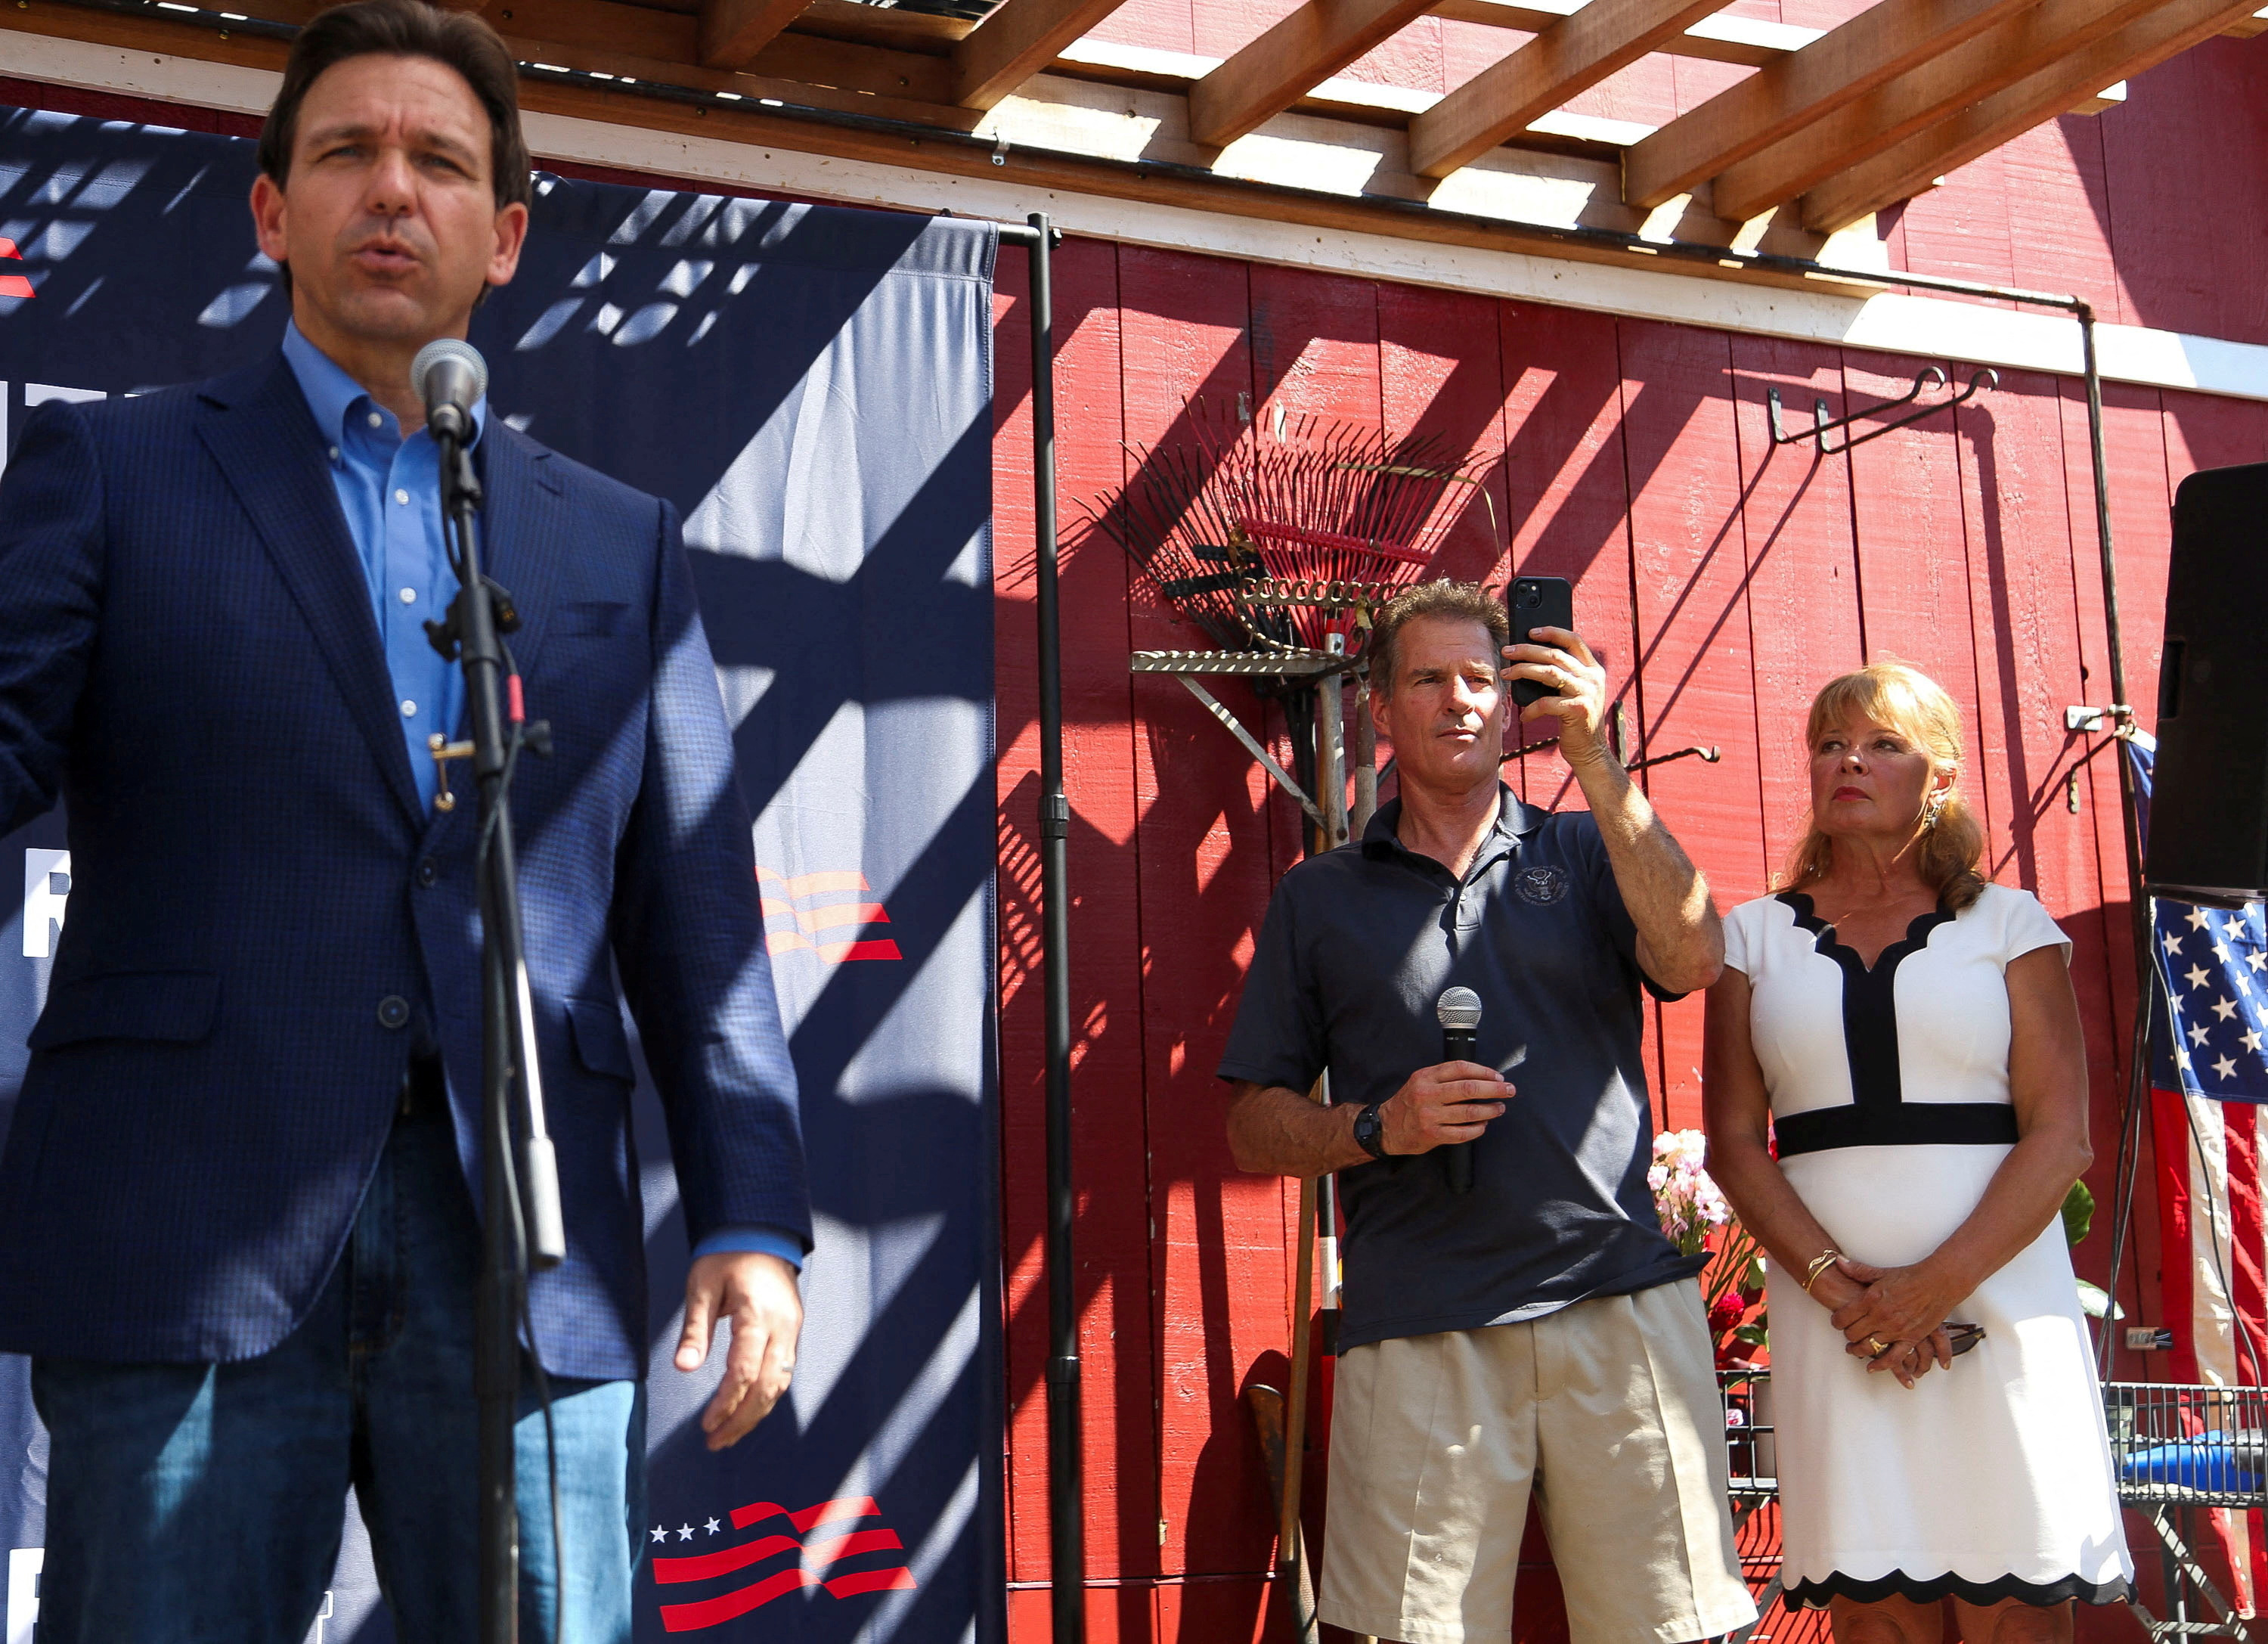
top-left (699, 0), bottom-right (816, 70)
top-left (1187, 0), bottom-right (1437, 149)
top-left (1802, 0), bottom-right (2268, 229)
top-left (953, 0), bottom-right (1128, 110)
top-left (1708, 0), bottom-right (2163, 219)
top-left (1621, 0), bottom-right (2042, 209)
top-left (1408, 0), bottom-right (1730, 177)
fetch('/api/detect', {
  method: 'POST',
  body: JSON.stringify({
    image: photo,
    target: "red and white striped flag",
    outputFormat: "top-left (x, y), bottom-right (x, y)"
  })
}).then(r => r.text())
top-left (2136, 733), bottom-right (2268, 1614)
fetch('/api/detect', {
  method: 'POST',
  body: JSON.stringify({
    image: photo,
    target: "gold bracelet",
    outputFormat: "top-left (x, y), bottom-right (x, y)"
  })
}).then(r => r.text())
top-left (1801, 1249), bottom-right (1847, 1293)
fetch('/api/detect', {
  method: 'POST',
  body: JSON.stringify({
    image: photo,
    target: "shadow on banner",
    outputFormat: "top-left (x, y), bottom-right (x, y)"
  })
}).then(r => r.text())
top-left (0, 107), bottom-right (1002, 1644)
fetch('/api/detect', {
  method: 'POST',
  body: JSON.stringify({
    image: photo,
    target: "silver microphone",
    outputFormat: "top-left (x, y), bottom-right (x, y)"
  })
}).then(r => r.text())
top-left (1437, 987), bottom-right (1483, 1194)
top-left (411, 337), bottom-right (488, 442)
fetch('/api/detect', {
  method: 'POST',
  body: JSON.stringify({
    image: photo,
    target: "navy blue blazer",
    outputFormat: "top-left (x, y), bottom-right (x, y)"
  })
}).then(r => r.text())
top-left (0, 355), bottom-right (807, 1380)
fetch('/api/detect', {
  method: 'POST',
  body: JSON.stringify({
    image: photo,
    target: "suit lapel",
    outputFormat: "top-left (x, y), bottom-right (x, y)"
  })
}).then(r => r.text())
top-left (196, 358), bottom-right (426, 831)
top-left (476, 423), bottom-right (566, 690)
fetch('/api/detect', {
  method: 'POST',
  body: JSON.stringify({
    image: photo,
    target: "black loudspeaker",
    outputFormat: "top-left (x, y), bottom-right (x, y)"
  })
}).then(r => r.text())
top-left (2145, 461), bottom-right (2268, 908)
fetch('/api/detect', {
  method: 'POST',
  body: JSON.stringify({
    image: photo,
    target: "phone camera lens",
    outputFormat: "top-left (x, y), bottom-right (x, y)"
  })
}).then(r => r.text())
top-left (1518, 586), bottom-right (1541, 609)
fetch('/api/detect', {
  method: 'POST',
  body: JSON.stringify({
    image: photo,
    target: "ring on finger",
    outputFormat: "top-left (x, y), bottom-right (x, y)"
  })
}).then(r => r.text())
top-left (1866, 1335), bottom-right (1888, 1356)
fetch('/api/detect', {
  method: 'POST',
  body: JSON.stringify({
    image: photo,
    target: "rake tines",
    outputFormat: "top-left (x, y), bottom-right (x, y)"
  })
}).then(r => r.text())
top-left (1085, 405), bottom-right (1495, 656)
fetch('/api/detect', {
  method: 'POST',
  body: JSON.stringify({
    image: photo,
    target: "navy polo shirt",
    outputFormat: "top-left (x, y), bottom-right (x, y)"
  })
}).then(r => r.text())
top-left (1218, 784), bottom-right (1702, 1350)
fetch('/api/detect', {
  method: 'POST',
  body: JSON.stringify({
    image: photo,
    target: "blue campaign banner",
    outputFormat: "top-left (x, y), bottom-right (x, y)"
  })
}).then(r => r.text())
top-left (0, 106), bottom-right (1002, 1642)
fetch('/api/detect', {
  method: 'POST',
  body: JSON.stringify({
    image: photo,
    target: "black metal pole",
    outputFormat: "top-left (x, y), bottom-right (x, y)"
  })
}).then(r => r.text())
top-left (1023, 212), bottom-right (1084, 1644)
top-left (2077, 306), bottom-right (2156, 1382)
top-left (435, 421), bottom-right (568, 1644)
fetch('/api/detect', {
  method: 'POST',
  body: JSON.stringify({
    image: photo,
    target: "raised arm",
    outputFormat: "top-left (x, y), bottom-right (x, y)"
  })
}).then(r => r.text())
top-left (1504, 626), bottom-right (1721, 993)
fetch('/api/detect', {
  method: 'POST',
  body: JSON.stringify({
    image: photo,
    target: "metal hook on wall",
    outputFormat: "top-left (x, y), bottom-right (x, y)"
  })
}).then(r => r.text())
top-left (1768, 365), bottom-right (1999, 455)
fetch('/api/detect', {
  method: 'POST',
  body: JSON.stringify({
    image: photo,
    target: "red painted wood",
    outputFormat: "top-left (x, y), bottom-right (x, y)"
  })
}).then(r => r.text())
top-left (1498, 302), bottom-right (1641, 811)
top-left (2093, 39), bottom-right (2268, 348)
top-left (1616, 319), bottom-right (1769, 1128)
top-left (2056, 377), bottom-right (2175, 1373)
top-left (993, 236), bottom-right (1166, 1588)
top-left (1087, 0), bottom-right (1198, 54)
top-left (1117, 244), bottom-right (1300, 1589)
top-left (1724, 337), bottom-right (1867, 881)
top-left (1380, 281), bottom-right (1510, 584)
top-left (2004, 119), bottom-right (2124, 324)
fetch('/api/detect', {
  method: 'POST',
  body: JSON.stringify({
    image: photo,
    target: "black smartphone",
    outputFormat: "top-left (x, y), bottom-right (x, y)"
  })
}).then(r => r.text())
top-left (1505, 575), bottom-right (1576, 708)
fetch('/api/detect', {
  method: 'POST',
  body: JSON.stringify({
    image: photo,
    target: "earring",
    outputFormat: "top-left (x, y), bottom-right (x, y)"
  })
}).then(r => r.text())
top-left (1923, 790), bottom-right (1947, 830)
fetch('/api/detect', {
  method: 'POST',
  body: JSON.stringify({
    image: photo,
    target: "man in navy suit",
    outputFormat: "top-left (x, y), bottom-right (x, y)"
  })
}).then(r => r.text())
top-left (0, 3), bottom-right (806, 1637)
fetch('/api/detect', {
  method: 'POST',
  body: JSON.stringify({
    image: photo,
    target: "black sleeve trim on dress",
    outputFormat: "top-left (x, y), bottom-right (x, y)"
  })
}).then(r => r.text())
top-left (1785, 1570), bottom-right (2132, 1609)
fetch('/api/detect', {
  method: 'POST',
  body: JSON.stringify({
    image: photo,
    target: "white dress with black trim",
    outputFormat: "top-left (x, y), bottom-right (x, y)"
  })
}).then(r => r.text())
top-left (1724, 884), bottom-right (2133, 1610)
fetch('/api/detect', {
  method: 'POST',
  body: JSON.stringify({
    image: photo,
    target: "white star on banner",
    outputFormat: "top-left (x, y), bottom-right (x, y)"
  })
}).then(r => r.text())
top-left (2215, 942), bottom-right (2233, 963)
top-left (2187, 964), bottom-right (2214, 991)
top-left (2245, 1028), bottom-right (2265, 1054)
top-left (679, 1525), bottom-right (695, 1541)
top-left (2251, 953), bottom-right (2267, 973)
top-left (650, 1525), bottom-right (668, 1543)
top-left (2214, 996), bottom-right (2241, 1021)
top-left (2165, 931), bottom-right (2186, 957)
top-left (2191, 1022), bottom-right (2213, 1047)
top-left (2216, 1055), bottom-right (2241, 1081)
top-left (2189, 908), bottom-right (2212, 929)
top-left (705, 1518), bottom-right (722, 1535)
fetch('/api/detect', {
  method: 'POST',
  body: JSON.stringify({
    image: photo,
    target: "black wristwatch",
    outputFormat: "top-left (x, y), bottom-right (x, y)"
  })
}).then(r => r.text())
top-left (1352, 1100), bottom-right (1389, 1162)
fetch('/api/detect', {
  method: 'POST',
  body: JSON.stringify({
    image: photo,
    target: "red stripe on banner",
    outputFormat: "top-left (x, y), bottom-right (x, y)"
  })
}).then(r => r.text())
top-left (650, 1534), bottom-right (800, 1584)
top-left (2226, 1106), bottom-right (2267, 1384)
top-left (825, 1567), bottom-right (918, 1599)
top-left (755, 867), bottom-right (871, 898)
top-left (658, 1568), bottom-right (813, 1632)
top-left (2155, 1088), bottom-right (2201, 1384)
top-left (794, 1497), bottom-right (880, 1533)
top-left (730, 1495), bottom-right (878, 1532)
top-left (804, 1528), bottom-right (903, 1570)
top-left (819, 938), bottom-right (901, 963)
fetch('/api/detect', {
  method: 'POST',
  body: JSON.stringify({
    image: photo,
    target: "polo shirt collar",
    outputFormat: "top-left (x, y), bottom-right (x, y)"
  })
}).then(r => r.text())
top-left (281, 318), bottom-right (487, 450)
top-left (1360, 781), bottom-right (1545, 864)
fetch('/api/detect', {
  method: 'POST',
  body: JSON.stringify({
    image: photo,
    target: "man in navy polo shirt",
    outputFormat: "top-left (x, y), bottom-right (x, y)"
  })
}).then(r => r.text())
top-left (1219, 580), bottom-right (1755, 1644)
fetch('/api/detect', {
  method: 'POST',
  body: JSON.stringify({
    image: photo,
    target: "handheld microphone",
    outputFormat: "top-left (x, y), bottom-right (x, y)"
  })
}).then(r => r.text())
top-left (411, 337), bottom-right (488, 443)
top-left (1437, 986), bottom-right (1483, 1194)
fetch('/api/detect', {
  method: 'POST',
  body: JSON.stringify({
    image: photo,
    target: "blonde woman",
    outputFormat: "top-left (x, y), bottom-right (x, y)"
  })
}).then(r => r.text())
top-left (1703, 663), bottom-right (2130, 1643)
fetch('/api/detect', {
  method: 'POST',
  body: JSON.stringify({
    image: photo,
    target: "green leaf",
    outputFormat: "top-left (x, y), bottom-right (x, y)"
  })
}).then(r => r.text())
top-left (1734, 1323), bottom-right (1771, 1345)
top-left (2075, 1278), bottom-right (2124, 1320)
top-left (2062, 1180), bottom-right (2096, 1247)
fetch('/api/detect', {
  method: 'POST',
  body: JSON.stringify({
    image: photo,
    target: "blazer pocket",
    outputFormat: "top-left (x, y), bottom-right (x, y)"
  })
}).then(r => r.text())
top-left (566, 998), bottom-right (636, 1083)
top-left (562, 600), bottom-right (631, 638)
top-left (29, 971), bottom-right (221, 1049)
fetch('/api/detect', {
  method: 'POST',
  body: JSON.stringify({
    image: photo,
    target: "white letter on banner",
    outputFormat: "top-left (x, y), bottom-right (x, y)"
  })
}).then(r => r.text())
top-left (23, 849), bottom-right (69, 960)
top-left (6, 1547), bottom-right (40, 1644)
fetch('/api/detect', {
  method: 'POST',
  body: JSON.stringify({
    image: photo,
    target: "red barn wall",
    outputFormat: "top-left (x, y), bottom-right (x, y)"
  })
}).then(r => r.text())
top-left (12, 23), bottom-right (2268, 1636)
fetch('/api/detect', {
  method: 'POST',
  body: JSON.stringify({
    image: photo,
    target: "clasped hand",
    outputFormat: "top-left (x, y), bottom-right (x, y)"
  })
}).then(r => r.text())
top-left (1815, 1258), bottom-right (1957, 1388)
top-left (1377, 1062), bottom-right (1516, 1155)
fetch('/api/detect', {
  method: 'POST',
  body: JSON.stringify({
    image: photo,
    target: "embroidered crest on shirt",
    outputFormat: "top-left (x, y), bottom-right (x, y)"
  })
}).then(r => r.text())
top-left (1514, 864), bottom-right (1568, 906)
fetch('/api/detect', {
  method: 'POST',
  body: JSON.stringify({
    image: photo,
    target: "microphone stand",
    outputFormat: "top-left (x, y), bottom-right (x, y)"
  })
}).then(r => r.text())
top-left (429, 411), bottom-right (568, 1644)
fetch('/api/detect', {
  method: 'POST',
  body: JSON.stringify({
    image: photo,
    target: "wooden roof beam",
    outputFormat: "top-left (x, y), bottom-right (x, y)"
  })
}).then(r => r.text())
top-left (1621, 0), bottom-right (2043, 209)
top-left (699, 0), bottom-right (816, 69)
top-left (954, 0), bottom-right (1129, 109)
top-left (1709, 0), bottom-right (2167, 220)
top-left (1408, 0), bottom-right (1731, 177)
top-left (1802, 0), bottom-right (2268, 230)
top-left (1186, 0), bottom-right (1439, 148)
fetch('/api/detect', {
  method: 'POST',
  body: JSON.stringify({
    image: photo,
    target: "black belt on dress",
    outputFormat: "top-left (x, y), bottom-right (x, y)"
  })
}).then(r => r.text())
top-left (1774, 1102), bottom-right (2019, 1157)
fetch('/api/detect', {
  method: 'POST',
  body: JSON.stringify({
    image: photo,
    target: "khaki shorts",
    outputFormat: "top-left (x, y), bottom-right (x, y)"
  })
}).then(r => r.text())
top-left (1321, 1282), bottom-right (1758, 1644)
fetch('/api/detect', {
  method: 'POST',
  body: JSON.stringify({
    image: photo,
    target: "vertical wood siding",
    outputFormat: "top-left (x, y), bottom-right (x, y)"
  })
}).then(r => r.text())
top-left (996, 242), bottom-right (2214, 1642)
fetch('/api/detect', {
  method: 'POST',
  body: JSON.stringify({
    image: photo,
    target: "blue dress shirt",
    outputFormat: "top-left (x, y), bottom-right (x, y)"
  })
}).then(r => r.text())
top-left (280, 326), bottom-right (801, 1274)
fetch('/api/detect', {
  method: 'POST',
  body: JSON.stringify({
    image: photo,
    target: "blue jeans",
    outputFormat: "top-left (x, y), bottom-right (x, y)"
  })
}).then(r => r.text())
top-left (31, 1099), bottom-right (644, 1643)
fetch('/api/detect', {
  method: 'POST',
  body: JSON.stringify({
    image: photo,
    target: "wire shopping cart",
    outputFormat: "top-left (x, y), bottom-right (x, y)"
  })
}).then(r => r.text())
top-left (2105, 1382), bottom-right (2268, 1640)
